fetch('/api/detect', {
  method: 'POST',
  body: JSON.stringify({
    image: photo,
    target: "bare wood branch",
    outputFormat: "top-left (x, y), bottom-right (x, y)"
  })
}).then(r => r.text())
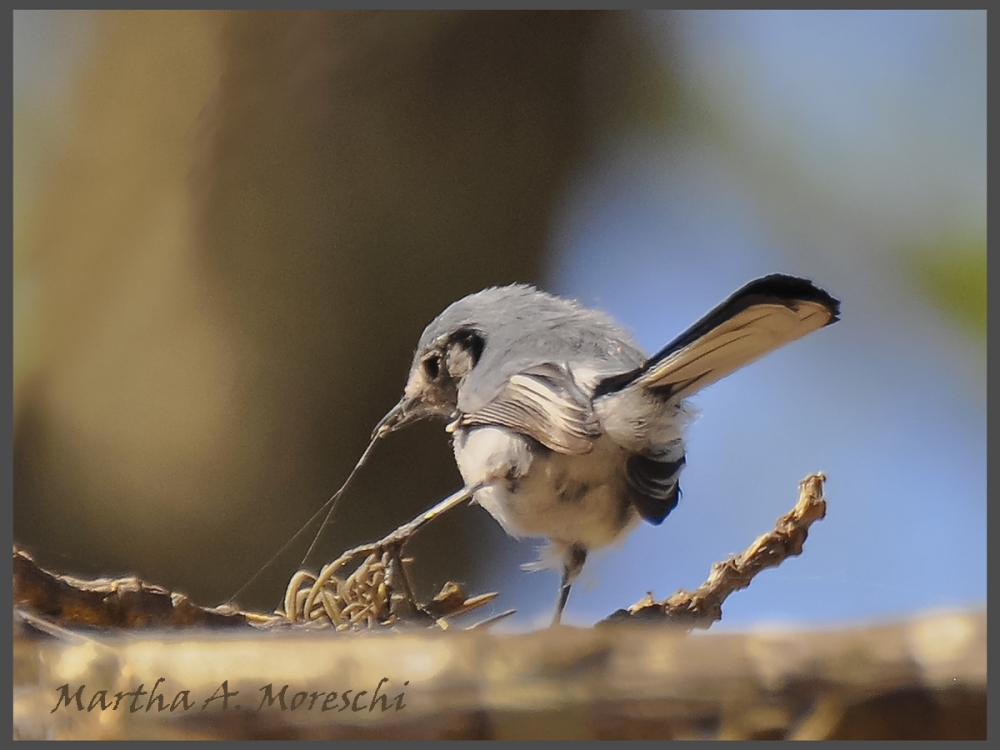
top-left (604, 472), bottom-right (828, 628)
top-left (14, 474), bottom-right (827, 633)
top-left (12, 473), bottom-right (986, 739)
top-left (12, 547), bottom-right (246, 629)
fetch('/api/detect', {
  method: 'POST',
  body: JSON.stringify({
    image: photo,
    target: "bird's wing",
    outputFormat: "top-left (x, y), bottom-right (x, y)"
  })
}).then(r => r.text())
top-left (594, 275), bottom-right (840, 401)
top-left (457, 362), bottom-right (601, 454)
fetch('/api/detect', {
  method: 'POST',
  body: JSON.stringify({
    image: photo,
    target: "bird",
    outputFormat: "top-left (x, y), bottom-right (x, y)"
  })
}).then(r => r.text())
top-left (373, 274), bottom-right (840, 624)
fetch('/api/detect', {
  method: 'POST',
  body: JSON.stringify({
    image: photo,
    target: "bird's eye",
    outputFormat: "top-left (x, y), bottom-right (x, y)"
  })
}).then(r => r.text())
top-left (450, 329), bottom-right (485, 365)
top-left (422, 353), bottom-right (441, 380)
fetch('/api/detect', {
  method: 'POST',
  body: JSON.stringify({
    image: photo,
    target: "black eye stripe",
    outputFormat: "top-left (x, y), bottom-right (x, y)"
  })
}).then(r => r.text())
top-left (449, 328), bottom-right (485, 366)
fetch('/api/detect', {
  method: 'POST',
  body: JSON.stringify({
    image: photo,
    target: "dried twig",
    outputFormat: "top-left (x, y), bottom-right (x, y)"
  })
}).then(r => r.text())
top-left (603, 472), bottom-right (828, 628)
top-left (12, 547), bottom-right (246, 629)
top-left (14, 474), bottom-right (828, 634)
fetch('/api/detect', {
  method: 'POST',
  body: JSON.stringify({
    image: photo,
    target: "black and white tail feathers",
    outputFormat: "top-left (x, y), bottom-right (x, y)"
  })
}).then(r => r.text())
top-left (603, 274), bottom-right (839, 527)
top-left (594, 274), bottom-right (840, 402)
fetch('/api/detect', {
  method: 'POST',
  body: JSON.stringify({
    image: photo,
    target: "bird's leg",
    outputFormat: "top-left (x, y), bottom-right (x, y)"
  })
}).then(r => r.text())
top-left (379, 483), bottom-right (484, 612)
top-left (553, 581), bottom-right (571, 626)
top-left (300, 484), bottom-right (482, 619)
top-left (384, 482), bottom-right (483, 547)
top-left (551, 544), bottom-right (587, 626)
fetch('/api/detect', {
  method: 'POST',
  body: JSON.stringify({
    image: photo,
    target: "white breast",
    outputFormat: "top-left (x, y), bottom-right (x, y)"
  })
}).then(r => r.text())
top-left (452, 426), bottom-right (640, 561)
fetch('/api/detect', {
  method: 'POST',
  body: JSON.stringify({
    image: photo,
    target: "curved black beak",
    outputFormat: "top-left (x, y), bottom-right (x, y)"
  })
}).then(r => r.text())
top-left (372, 399), bottom-right (407, 440)
top-left (372, 394), bottom-right (449, 440)
top-left (373, 397), bottom-right (439, 440)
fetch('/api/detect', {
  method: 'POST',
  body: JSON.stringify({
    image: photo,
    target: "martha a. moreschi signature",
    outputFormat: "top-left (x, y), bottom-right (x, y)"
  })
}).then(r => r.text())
top-left (51, 677), bottom-right (409, 714)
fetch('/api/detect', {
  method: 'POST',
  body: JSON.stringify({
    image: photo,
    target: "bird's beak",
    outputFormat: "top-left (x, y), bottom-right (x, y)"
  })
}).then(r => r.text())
top-left (372, 400), bottom-right (406, 440)
top-left (372, 398), bottom-right (431, 440)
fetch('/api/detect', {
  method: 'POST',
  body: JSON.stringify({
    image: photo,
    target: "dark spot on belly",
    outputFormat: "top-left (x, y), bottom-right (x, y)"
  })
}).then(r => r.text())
top-left (557, 480), bottom-right (590, 505)
top-left (503, 446), bottom-right (535, 491)
top-left (504, 473), bottom-right (521, 493)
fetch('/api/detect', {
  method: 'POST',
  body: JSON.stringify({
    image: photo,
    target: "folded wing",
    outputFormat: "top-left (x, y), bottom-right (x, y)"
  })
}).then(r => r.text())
top-left (457, 362), bottom-right (601, 454)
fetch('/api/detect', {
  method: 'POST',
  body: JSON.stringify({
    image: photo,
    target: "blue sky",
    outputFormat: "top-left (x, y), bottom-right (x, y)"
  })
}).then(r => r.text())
top-left (492, 10), bottom-right (987, 629)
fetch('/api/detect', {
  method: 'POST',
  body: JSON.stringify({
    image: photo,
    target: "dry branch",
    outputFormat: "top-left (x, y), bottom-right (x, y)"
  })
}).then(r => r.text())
top-left (605, 472), bottom-right (828, 628)
top-left (13, 473), bottom-right (828, 633)
top-left (12, 547), bottom-right (246, 630)
top-left (13, 473), bottom-right (987, 740)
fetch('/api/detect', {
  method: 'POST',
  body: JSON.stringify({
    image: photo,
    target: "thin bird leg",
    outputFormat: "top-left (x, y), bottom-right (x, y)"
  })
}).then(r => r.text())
top-left (384, 482), bottom-right (484, 547)
top-left (552, 577), bottom-right (572, 626)
top-left (329, 482), bottom-right (483, 571)
top-left (303, 483), bottom-right (484, 618)
top-left (381, 483), bottom-right (483, 612)
top-left (551, 544), bottom-right (587, 626)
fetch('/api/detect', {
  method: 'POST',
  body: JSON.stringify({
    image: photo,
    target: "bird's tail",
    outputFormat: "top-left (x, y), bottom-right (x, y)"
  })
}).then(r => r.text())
top-left (593, 274), bottom-right (840, 401)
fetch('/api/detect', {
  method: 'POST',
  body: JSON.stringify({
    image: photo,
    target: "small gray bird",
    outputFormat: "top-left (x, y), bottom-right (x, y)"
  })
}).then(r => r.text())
top-left (375, 274), bottom-right (840, 624)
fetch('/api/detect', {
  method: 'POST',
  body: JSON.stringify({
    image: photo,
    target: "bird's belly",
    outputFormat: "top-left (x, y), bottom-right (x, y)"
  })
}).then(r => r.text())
top-left (453, 427), bottom-right (638, 550)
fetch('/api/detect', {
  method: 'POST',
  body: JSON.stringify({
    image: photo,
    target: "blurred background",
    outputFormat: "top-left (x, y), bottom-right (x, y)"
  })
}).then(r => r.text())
top-left (13, 10), bottom-right (985, 630)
